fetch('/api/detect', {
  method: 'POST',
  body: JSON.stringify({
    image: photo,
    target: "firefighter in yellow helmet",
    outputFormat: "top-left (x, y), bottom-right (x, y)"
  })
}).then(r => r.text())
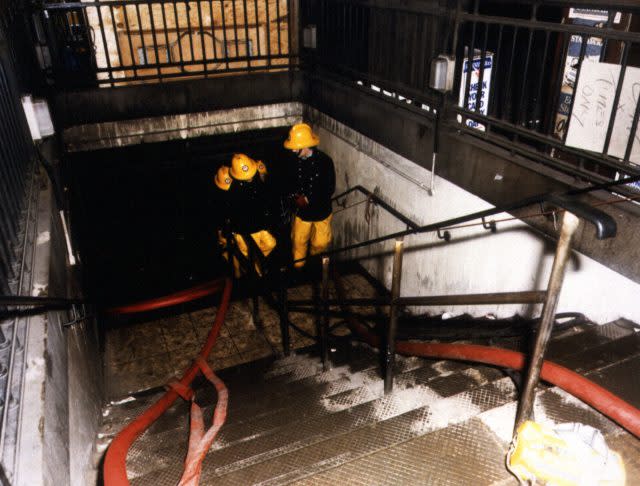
top-left (220, 153), bottom-right (276, 277)
top-left (214, 165), bottom-right (240, 274)
top-left (214, 165), bottom-right (233, 191)
top-left (284, 123), bottom-right (336, 268)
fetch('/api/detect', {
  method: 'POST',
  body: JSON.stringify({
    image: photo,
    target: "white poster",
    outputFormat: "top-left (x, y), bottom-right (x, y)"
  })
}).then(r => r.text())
top-left (458, 53), bottom-right (493, 131)
top-left (565, 61), bottom-right (620, 153)
top-left (607, 69), bottom-right (640, 163)
top-left (565, 62), bottom-right (640, 164)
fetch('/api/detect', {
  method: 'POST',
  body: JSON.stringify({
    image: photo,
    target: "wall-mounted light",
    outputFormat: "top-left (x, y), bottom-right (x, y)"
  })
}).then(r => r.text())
top-left (429, 55), bottom-right (455, 93)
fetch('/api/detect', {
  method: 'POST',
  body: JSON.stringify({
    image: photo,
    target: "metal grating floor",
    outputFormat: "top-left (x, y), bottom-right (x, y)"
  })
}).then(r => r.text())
top-left (100, 271), bottom-right (640, 486)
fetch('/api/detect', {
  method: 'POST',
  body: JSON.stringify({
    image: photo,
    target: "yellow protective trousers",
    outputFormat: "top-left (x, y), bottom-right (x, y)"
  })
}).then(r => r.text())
top-left (291, 214), bottom-right (333, 268)
top-left (219, 230), bottom-right (276, 277)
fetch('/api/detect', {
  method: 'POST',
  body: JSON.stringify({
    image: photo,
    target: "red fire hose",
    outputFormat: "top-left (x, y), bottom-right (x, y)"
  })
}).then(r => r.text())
top-left (348, 318), bottom-right (640, 438)
top-left (106, 279), bottom-right (226, 315)
top-left (103, 275), bottom-right (639, 485)
top-left (103, 278), bottom-right (233, 486)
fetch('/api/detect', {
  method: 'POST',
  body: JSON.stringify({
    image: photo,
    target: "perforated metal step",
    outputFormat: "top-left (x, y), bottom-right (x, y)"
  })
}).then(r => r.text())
top-left (104, 298), bottom-right (639, 486)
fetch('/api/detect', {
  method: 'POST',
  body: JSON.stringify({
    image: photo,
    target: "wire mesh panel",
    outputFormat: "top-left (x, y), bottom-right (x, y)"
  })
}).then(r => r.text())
top-left (40, 0), bottom-right (294, 87)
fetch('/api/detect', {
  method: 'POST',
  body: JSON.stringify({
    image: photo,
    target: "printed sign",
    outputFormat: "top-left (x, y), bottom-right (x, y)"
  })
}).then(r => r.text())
top-left (458, 53), bottom-right (493, 131)
top-left (568, 9), bottom-right (610, 23)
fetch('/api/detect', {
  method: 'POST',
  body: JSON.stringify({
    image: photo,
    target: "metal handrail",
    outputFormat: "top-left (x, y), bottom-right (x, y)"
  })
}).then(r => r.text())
top-left (295, 175), bottom-right (637, 267)
top-left (279, 176), bottom-right (637, 432)
top-left (332, 185), bottom-right (420, 230)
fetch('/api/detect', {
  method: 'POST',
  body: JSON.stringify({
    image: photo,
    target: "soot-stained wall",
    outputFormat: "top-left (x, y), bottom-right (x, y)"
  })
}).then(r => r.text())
top-left (307, 107), bottom-right (640, 323)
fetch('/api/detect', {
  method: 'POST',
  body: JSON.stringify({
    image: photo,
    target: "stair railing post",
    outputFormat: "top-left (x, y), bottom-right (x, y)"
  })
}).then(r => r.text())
top-left (320, 256), bottom-right (331, 371)
top-left (514, 210), bottom-right (580, 432)
top-left (384, 238), bottom-right (404, 394)
top-left (279, 267), bottom-right (291, 356)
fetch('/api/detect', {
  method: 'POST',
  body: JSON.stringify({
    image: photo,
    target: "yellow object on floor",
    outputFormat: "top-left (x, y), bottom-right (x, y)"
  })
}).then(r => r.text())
top-left (507, 420), bottom-right (626, 486)
top-left (219, 230), bottom-right (276, 277)
top-left (291, 214), bottom-right (332, 268)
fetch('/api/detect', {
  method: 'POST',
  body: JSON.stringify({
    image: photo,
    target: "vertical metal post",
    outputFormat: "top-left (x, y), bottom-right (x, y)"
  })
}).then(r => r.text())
top-left (252, 294), bottom-right (261, 328)
top-left (384, 238), bottom-right (404, 394)
top-left (514, 211), bottom-right (580, 432)
top-left (278, 267), bottom-right (291, 356)
top-left (320, 256), bottom-right (331, 371)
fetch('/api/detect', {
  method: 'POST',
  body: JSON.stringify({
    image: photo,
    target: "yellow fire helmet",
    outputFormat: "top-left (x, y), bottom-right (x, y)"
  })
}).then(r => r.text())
top-left (214, 165), bottom-right (233, 191)
top-left (256, 160), bottom-right (267, 175)
top-left (230, 153), bottom-right (258, 181)
top-left (283, 123), bottom-right (320, 150)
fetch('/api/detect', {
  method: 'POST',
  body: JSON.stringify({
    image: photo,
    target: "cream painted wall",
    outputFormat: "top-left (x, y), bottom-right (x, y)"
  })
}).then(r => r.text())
top-left (309, 110), bottom-right (640, 324)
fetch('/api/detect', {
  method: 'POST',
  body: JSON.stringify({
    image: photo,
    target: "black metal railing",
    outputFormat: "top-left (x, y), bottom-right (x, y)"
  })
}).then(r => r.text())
top-left (453, 0), bottom-right (640, 192)
top-left (280, 179), bottom-right (634, 432)
top-left (303, 0), bottom-right (445, 109)
top-left (0, 53), bottom-right (35, 296)
top-left (304, 0), bottom-right (640, 194)
top-left (38, 0), bottom-right (295, 87)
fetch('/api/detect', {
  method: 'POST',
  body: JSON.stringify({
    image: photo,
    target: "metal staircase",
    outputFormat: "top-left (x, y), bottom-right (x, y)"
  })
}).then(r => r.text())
top-left (99, 269), bottom-right (640, 485)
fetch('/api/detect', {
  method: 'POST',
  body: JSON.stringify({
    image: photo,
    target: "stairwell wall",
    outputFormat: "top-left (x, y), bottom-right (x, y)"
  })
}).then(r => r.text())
top-left (307, 107), bottom-right (640, 324)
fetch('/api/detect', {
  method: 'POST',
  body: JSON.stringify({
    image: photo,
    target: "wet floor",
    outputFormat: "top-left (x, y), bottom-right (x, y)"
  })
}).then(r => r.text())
top-left (103, 273), bottom-right (368, 399)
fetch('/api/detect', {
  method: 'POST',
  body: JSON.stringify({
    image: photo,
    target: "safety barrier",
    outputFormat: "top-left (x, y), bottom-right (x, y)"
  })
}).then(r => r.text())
top-left (302, 0), bottom-right (640, 195)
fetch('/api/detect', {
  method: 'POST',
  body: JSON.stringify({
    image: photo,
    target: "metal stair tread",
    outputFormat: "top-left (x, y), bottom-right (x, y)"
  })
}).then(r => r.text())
top-left (126, 357), bottom-right (480, 482)
top-left (126, 352), bottom-right (430, 462)
top-left (194, 327), bottom-right (638, 485)
top-left (117, 316), bottom-right (636, 486)
top-left (124, 343), bottom-right (424, 442)
top-left (290, 353), bottom-right (640, 486)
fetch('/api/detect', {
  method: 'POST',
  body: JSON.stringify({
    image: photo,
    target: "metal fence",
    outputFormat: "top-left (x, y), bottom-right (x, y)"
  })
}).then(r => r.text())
top-left (0, 55), bottom-right (35, 297)
top-left (304, 0), bottom-right (640, 192)
top-left (38, 0), bottom-right (295, 87)
top-left (302, 0), bottom-right (445, 109)
top-left (454, 0), bottom-right (640, 190)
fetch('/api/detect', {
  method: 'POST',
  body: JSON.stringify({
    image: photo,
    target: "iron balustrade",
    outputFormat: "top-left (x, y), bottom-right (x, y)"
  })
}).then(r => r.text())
top-left (453, 0), bottom-right (640, 194)
top-left (302, 0), bottom-right (444, 109)
top-left (0, 53), bottom-right (35, 297)
top-left (38, 0), bottom-right (295, 87)
top-left (303, 0), bottom-right (640, 195)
